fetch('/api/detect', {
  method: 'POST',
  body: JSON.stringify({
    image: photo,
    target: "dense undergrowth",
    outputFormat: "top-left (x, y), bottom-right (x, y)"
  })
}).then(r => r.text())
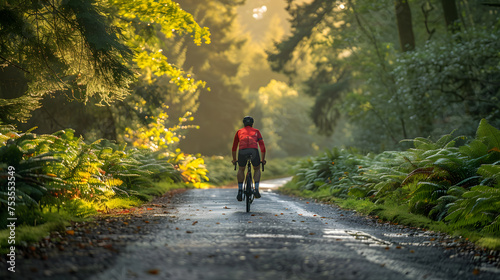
top-left (280, 119), bottom-right (500, 249)
top-left (0, 120), bottom-right (210, 249)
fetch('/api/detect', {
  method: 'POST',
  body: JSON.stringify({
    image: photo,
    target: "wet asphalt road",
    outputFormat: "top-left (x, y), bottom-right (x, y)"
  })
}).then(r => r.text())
top-left (89, 186), bottom-right (500, 280)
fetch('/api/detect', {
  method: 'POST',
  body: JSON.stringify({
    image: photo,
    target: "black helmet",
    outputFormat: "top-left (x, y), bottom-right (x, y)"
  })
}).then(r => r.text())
top-left (243, 116), bottom-right (254, 126)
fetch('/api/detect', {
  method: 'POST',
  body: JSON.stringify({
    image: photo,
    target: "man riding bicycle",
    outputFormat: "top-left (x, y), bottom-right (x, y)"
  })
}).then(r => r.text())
top-left (231, 116), bottom-right (266, 201)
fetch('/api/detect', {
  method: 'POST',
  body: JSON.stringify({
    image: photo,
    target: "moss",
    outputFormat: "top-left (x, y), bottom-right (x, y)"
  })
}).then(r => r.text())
top-left (0, 213), bottom-right (69, 254)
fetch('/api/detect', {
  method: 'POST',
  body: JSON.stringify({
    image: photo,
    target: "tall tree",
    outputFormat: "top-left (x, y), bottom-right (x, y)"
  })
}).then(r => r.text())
top-left (441, 0), bottom-right (459, 33)
top-left (395, 0), bottom-right (416, 51)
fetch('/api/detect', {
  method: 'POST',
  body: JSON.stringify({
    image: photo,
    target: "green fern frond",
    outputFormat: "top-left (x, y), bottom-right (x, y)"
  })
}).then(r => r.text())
top-left (482, 217), bottom-right (500, 235)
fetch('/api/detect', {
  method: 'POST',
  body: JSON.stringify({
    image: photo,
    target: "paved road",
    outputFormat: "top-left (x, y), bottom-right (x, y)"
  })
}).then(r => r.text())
top-left (89, 182), bottom-right (500, 280)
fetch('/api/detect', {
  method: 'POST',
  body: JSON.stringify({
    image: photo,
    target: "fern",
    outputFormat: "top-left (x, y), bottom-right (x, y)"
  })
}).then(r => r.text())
top-left (476, 119), bottom-right (500, 150)
top-left (445, 185), bottom-right (500, 233)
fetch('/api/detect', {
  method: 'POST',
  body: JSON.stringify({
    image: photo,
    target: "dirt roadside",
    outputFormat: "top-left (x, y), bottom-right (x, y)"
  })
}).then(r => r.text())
top-left (0, 188), bottom-right (187, 280)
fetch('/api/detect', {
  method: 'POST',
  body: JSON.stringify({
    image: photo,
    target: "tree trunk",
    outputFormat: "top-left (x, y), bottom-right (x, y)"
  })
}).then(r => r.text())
top-left (441, 0), bottom-right (460, 33)
top-left (395, 0), bottom-right (415, 52)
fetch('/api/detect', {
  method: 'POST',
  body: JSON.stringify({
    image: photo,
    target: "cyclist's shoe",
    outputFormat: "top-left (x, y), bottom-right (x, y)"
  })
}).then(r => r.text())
top-left (254, 189), bottom-right (261, 199)
top-left (237, 190), bottom-right (243, 201)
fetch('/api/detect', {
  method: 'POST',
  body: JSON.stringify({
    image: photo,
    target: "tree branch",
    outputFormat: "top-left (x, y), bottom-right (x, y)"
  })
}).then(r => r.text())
top-left (0, 55), bottom-right (31, 74)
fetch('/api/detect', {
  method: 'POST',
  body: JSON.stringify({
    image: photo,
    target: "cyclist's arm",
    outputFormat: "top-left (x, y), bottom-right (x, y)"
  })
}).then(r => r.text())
top-left (257, 130), bottom-right (266, 163)
top-left (231, 131), bottom-right (239, 163)
top-left (232, 150), bottom-right (237, 163)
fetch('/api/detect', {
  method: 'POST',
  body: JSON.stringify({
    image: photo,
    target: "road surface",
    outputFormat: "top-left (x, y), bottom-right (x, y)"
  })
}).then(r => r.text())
top-left (86, 179), bottom-right (500, 280)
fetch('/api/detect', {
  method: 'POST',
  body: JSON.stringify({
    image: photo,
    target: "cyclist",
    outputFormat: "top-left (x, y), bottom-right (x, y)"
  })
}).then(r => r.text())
top-left (231, 116), bottom-right (266, 201)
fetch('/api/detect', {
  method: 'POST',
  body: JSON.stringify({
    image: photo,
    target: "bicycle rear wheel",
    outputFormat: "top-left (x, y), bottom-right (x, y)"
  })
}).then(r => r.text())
top-left (245, 175), bottom-right (252, 212)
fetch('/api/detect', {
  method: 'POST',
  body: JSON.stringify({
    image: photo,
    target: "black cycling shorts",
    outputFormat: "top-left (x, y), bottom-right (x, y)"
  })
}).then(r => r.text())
top-left (238, 148), bottom-right (261, 167)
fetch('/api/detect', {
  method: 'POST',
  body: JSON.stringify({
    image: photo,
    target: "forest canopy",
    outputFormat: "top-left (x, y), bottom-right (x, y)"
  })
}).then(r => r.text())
top-left (0, 0), bottom-right (209, 123)
top-left (269, 0), bottom-right (500, 152)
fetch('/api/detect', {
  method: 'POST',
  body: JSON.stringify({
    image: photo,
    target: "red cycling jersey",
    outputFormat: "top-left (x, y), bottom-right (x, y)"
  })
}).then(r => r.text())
top-left (232, 126), bottom-right (266, 153)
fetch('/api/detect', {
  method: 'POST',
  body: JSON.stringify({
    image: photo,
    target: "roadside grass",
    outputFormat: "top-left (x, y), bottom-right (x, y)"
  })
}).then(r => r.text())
top-left (0, 181), bottom-right (189, 254)
top-left (279, 179), bottom-right (500, 250)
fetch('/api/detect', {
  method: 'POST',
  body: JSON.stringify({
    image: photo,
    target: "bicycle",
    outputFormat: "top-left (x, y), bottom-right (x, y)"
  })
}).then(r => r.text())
top-left (234, 155), bottom-right (264, 212)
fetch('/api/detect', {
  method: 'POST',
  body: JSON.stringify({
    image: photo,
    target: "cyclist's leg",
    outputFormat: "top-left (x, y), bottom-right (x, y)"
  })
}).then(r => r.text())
top-left (236, 165), bottom-right (245, 201)
top-left (236, 150), bottom-right (249, 201)
top-left (252, 165), bottom-right (262, 198)
top-left (237, 166), bottom-right (245, 183)
top-left (253, 164), bottom-right (261, 182)
top-left (250, 149), bottom-right (262, 198)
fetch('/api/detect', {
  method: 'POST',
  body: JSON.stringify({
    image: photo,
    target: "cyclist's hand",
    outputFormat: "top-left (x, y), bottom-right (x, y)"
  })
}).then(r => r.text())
top-left (261, 160), bottom-right (267, 165)
top-left (231, 159), bottom-right (237, 165)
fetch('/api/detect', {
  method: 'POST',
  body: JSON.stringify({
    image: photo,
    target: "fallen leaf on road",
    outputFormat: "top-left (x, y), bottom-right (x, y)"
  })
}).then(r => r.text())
top-left (224, 206), bottom-right (230, 209)
top-left (473, 269), bottom-right (480, 275)
top-left (192, 221), bottom-right (198, 225)
top-left (216, 222), bottom-right (220, 224)
top-left (309, 233), bottom-right (315, 235)
top-left (251, 214), bottom-right (255, 216)
top-left (186, 231), bottom-right (193, 234)
top-left (123, 222), bottom-right (128, 225)
top-left (144, 221), bottom-right (149, 223)
top-left (148, 269), bottom-right (160, 275)
top-left (385, 247), bottom-right (390, 250)
top-left (66, 230), bottom-right (75, 235)
top-left (396, 246), bottom-right (402, 249)
top-left (175, 227), bottom-right (179, 230)
top-left (248, 221), bottom-right (252, 223)
top-left (410, 250), bottom-right (415, 253)
top-left (147, 208), bottom-right (153, 210)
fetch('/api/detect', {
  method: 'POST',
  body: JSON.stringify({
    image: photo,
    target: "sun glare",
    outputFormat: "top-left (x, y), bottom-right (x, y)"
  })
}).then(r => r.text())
top-left (252, 5), bottom-right (268, 20)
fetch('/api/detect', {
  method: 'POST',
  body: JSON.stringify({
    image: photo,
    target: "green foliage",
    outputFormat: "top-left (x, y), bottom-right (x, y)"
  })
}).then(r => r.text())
top-left (269, 0), bottom-right (500, 152)
top-left (0, 123), bottom-right (190, 229)
top-left (0, 0), bottom-right (210, 123)
top-left (290, 119), bottom-right (500, 236)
